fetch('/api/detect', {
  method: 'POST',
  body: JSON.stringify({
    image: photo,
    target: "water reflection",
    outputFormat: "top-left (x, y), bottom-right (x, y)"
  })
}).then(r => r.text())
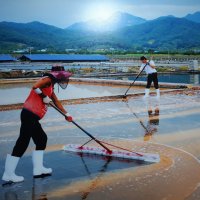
top-left (4, 191), bottom-right (18, 200)
top-left (32, 178), bottom-right (49, 200)
top-left (80, 155), bottom-right (112, 200)
top-left (102, 73), bottom-right (200, 85)
top-left (2, 179), bottom-right (49, 200)
top-left (190, 74), bottom-right (200, 85)
top-left (144, 100), bottom-right (160, 141)
top-left (3, 182), bottom-right (23, 200)
top-left (2, 91), bottom-right (200, 199)
top-left (1, 150), bottom-right (148, 200)
top-left (125, 97), bottom-right (160, 142)
top-left (125, 101), bottom-right (149, 134)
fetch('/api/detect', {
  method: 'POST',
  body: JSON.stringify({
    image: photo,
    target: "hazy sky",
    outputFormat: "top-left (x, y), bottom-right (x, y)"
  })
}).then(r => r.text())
top-left (0, 0), bottom-right (200, 28)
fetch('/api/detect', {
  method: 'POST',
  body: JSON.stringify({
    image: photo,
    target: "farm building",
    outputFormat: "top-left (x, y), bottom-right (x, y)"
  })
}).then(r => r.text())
top-left (19, 54), bottom-right (109, 62)
top-left (0, 54), bottom-right (17, 62)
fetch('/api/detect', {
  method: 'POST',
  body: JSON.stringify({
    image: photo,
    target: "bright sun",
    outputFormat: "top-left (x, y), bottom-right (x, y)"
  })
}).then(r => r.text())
top-left (87, 4), bottom-right (114, 21)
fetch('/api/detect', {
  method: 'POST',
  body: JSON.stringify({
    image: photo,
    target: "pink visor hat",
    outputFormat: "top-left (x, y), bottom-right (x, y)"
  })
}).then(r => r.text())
top-left (50, 71), bottom-right (72, 82)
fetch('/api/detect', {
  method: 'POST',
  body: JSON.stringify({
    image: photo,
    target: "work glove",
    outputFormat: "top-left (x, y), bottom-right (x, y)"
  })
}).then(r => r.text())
top-left (65, 113), bottom-right (73, 122)
top-left (43, 96), bottom-right (51, 104)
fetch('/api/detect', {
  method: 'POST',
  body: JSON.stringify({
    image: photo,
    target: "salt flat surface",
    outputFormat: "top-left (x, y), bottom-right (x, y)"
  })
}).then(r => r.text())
top-left (0, 89), bottom-right (200, 199)
top-left (0, 82), bottom-right (144, 104)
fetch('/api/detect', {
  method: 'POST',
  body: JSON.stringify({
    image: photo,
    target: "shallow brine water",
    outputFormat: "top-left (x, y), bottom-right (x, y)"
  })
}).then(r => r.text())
top-left (0, 86), bottom-right (200, 200)
top-left (0, 82), bottom-right (144, 105)
top-left (100, 73), bottom-right (200, 85)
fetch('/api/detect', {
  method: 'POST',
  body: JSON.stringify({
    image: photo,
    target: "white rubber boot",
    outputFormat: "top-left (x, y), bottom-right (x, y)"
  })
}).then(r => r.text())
top-left (156, 89), bottom-right (160, 98)
top-left (32, 150), bottom-right (52, 178)
top-left (144, 89), bottom-right (150, 98)
top-left (2, 154), bottom-right (24, 183)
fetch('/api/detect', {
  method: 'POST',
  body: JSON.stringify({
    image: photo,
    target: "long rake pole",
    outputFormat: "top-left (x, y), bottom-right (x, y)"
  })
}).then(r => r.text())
top-left (123, 62), bottom-right (148, 98)
top-left (49, 102), bottom-right (112, 154)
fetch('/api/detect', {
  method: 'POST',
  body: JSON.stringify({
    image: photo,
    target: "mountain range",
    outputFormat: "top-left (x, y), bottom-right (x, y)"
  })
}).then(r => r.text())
top-left (67, 12), bottom-right (147, 32)
top-left (0, 11), bottom-right (200, 52)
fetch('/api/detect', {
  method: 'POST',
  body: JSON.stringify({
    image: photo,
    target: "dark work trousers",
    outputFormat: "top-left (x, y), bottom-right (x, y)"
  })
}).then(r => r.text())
top-left (146, 72), bottom-right (159, 89)
top-left (12, 108), bottom-right (47, 157)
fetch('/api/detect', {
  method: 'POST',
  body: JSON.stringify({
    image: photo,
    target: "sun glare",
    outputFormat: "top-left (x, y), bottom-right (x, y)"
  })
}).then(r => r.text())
top-left (87, 4), bottom-right (114, 21)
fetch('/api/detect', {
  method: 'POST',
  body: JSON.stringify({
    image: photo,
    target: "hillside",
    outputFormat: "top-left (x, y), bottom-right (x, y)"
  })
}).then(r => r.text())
top-left (0, 12), bottom-right (200, 52)
top-left (184, 11), bottom-right (200, 23)
top-left (0, 21), bottom-right (74, 51)
top-left (115, 16), bottom-right (200, 50)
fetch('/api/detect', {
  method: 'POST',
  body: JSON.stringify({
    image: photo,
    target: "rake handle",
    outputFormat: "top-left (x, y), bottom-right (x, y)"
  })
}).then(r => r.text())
top-left (71, 120), bottom-right (112, 153)
top-left (49, 102), bottom-right (112, 154)
top-left (123, 62), bottom-right (148, 97)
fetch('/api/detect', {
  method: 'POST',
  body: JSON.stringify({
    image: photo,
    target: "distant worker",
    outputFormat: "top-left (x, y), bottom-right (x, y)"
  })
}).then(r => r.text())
top-left (140, 56), bottom-right (160, 98)
top-left (2, 66), bottom-right (73, 183)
